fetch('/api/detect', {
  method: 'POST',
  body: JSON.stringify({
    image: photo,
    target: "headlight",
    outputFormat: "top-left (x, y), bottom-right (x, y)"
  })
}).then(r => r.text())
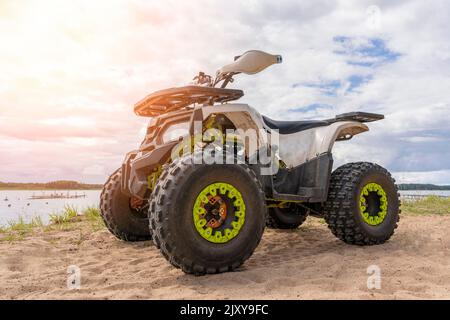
top-left (161, 121), bottom-right (190, 144)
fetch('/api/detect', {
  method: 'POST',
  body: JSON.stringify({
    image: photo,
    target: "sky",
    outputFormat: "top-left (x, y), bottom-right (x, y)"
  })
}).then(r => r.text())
top-left (0, 0), bottom-right (449, 184)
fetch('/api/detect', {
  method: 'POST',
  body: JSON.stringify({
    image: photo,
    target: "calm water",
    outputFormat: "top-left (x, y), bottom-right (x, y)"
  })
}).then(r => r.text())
top-left (399, 190), bottom-right (450, 197)
top-left (0, 190), bottom-right (101, 226)
top-left (0, 189), bottom-right (449, 226)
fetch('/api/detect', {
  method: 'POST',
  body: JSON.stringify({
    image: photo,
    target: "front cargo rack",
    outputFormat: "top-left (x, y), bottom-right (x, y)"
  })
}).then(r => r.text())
top-left (134, 85), bottom-right (244, 117)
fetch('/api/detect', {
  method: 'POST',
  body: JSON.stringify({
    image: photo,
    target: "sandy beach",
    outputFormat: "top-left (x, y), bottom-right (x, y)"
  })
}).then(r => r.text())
top-left (1, 214), bottom-right (450, 299)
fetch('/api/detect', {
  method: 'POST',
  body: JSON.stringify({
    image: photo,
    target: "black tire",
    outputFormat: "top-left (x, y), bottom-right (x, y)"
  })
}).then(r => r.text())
top-left (100, 168), bottom-right (152, 241)
top-left (148, 154), bottom-right (267, 275)
top-left (323, 162), bottom-right (400, 245)
top-left (266, 204), bottom-right (309, 229)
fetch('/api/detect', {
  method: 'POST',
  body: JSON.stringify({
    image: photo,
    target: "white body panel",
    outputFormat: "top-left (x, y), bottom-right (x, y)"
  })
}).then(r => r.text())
top-left (202, 103), bottom-right (265, 128)
top-left (202, 103), bottom-right (368, 168)
top-left (277, 121), bottom-right (368, 167)
top-left (202, 103), bottom-right (267, 146)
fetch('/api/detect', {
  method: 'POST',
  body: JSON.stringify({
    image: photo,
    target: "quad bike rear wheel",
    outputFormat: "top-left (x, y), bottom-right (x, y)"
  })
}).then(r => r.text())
top-left (148, 153), bottom-right (267, 275)
top-left (100, 168), bottom-right (152, 241)
top-left (323, 162), bottom-right (400, 245)
top-left (266, 204), bottom-right (309, 229)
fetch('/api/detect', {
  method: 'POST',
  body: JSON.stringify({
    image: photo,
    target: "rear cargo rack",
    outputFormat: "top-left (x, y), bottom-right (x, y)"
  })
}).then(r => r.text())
top-left (329, 112), bottom-right (384, 123)
top-left (134, 86), bottom-right (244, 117)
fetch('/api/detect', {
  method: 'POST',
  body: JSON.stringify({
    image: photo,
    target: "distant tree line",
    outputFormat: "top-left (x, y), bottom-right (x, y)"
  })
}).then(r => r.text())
top-left (398, 184), bottom-right (450, 190)
top-left (0, 180), bottom-right (102, 190)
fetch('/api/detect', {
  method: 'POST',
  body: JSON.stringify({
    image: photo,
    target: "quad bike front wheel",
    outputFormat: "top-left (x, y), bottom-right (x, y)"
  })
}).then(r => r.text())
top-left (99, 168), bottom-right (152, 241)
top-left (266, 204), bottom-right (309, 229)
top-left (149, 153), bottom-right (267, 275)
top-left (323, 162), bottom-right (400, 245)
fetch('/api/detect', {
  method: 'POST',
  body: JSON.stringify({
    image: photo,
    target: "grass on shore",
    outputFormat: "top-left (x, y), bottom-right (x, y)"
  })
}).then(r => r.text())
top-left (401, 196), bottom-right (450, 215)
top-left (0, 205), bottom-right (104, 242)
top-left (48, 205), bottom-right (78, 225)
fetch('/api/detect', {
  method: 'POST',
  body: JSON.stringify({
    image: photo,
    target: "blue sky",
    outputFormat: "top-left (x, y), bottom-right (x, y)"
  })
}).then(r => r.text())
top-left (0, 0), bottom-right (449, 184)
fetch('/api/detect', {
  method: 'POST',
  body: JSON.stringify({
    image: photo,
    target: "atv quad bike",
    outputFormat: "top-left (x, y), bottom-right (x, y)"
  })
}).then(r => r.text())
top-left (100, 50), bottom-right (400, 275)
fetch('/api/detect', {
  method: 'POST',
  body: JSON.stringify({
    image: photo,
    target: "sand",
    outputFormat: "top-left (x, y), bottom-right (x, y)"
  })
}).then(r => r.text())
top-left (1, 215), bottom-right (450, 299)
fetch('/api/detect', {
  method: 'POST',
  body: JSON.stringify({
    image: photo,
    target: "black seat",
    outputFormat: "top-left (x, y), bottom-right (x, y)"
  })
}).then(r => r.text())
top-left (262, 116), bottom-right (330, 134)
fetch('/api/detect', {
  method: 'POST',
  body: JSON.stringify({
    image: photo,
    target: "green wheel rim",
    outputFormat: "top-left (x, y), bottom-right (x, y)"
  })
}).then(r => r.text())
top-left (359, 182), bottom-right (388, 226)
top-left (193, 182), bottom-right (246, 243)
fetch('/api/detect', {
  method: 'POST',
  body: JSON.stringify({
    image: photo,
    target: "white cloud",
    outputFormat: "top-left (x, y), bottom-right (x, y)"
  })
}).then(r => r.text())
top-left (0, 0), bottom-right (449, 184)
top-left (82, 164), bottom-right (106, 176)
top-left (394, 170), bottom-right (450, 185)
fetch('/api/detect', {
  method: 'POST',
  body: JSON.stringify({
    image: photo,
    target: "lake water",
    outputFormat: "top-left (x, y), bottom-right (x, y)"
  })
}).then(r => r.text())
top-left (399, 190), bottom-right (450, 197)
top-left (0, 190), bottom-right (101, 226)
top-left (0, 189), bottom-right (449, 226)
